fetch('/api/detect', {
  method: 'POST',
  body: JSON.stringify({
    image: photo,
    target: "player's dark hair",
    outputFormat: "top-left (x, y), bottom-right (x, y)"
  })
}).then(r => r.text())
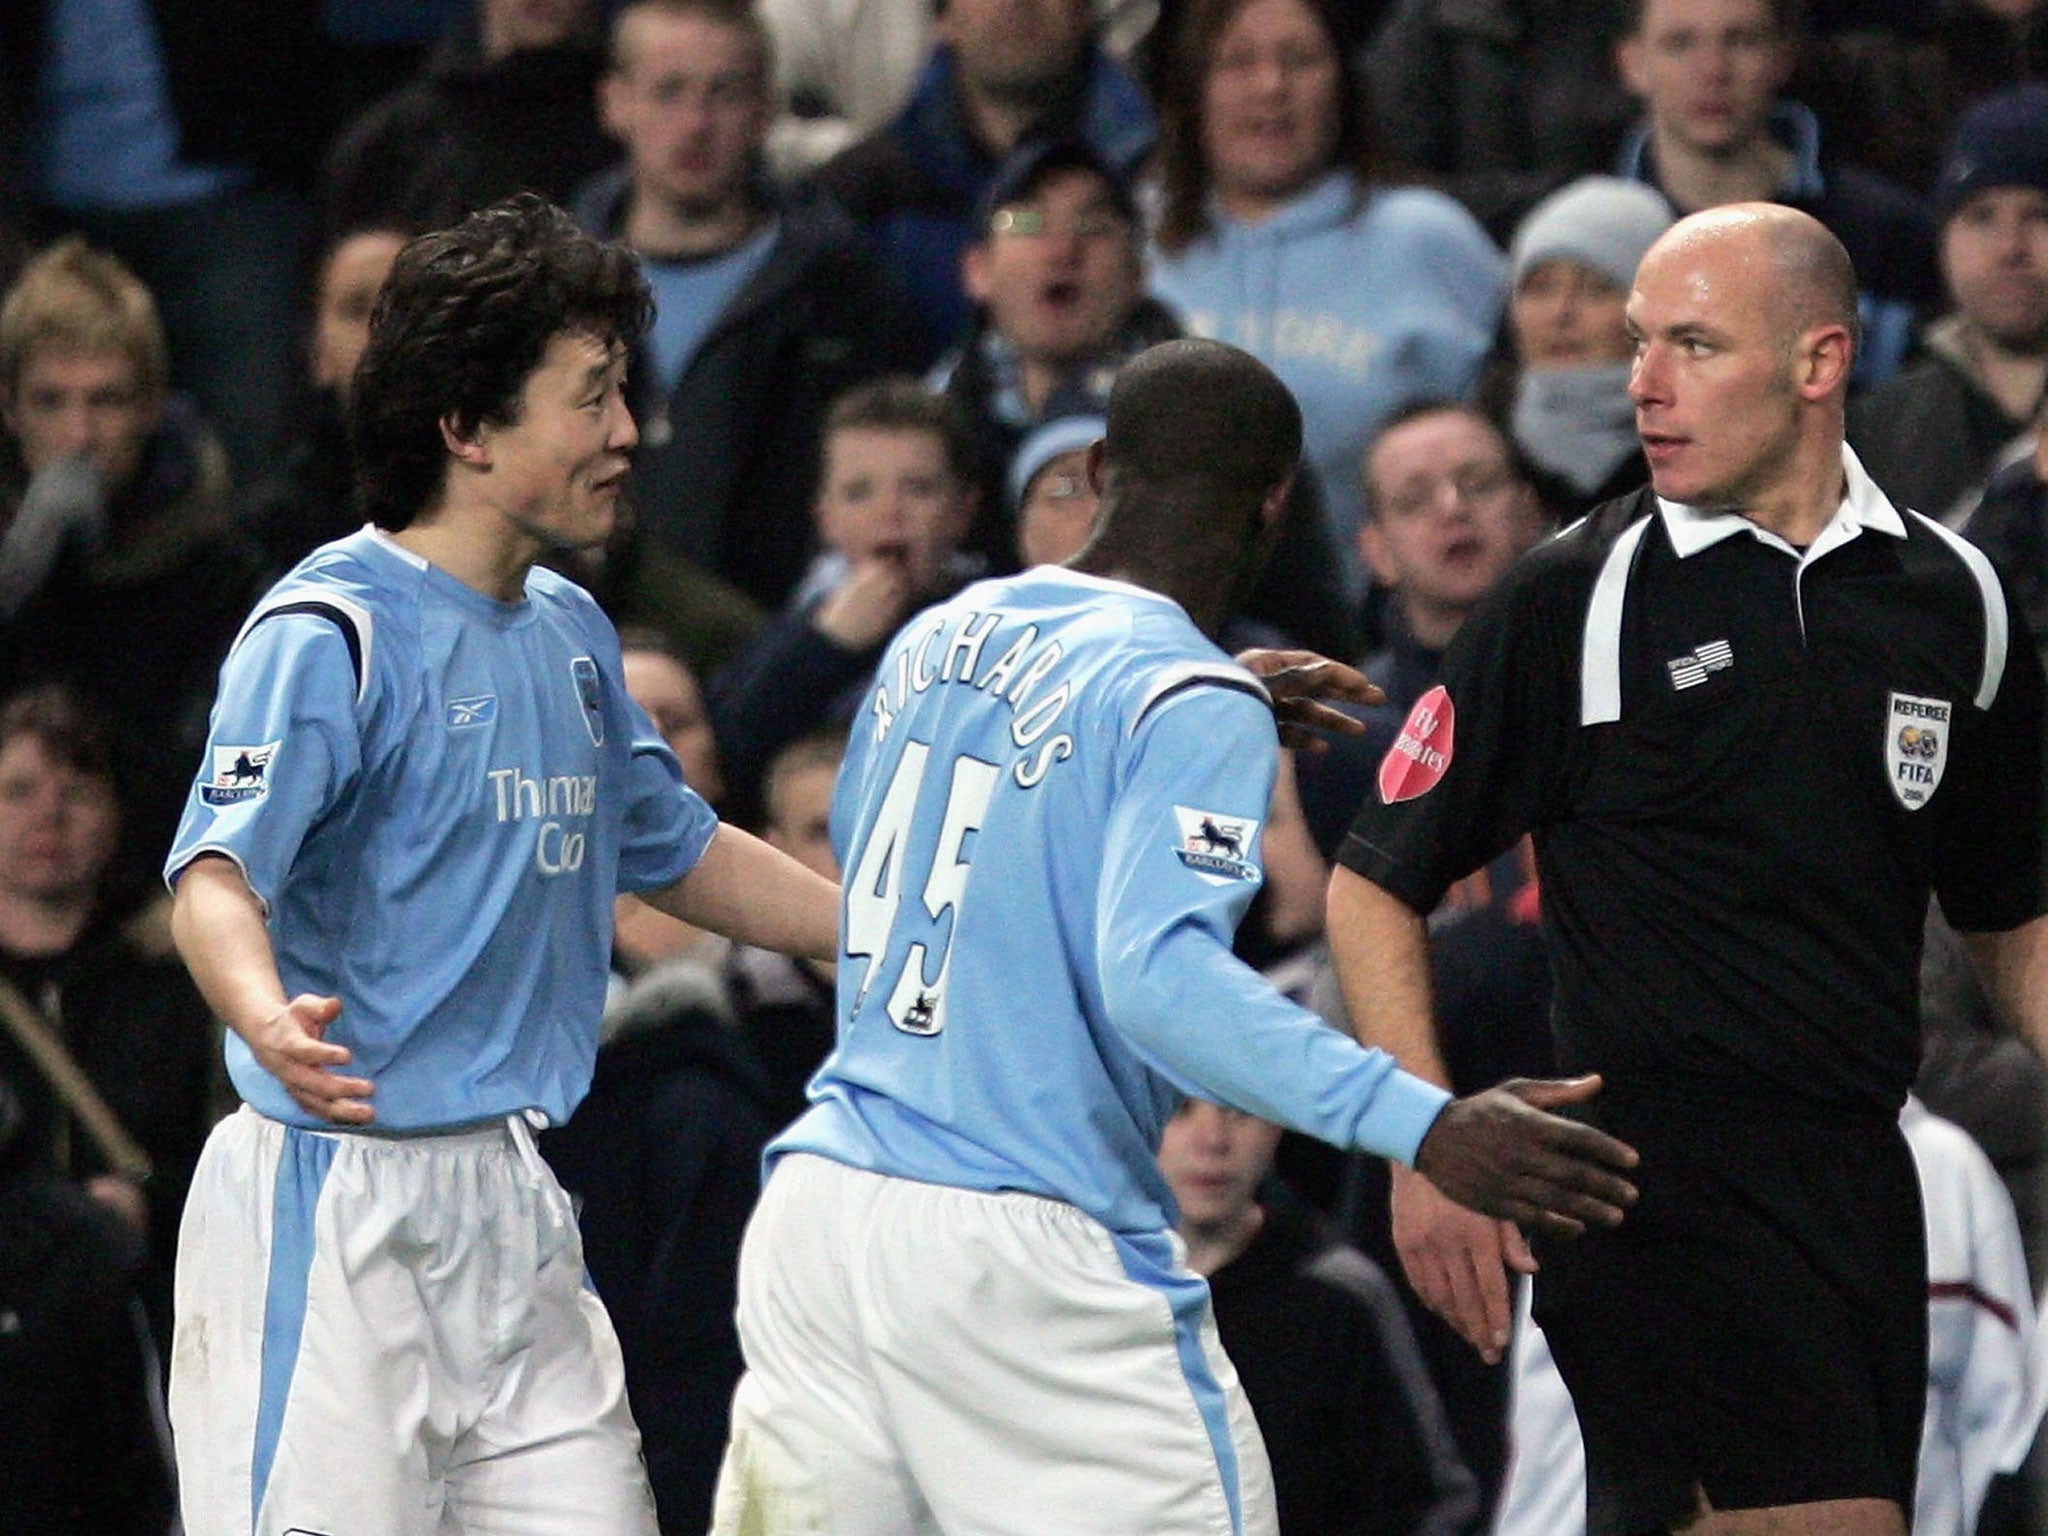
top-left (1101, 338), bottom-right (1301, 511)
top-left (823, 376), bottom-right (979, 488)
top-left (1081, 340), bottom-right (1300, 633)
top-left (350, 195), bottom-right (652, 532)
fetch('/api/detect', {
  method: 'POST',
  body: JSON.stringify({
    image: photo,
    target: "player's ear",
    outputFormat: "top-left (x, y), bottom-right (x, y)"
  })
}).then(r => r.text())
top-left (440, 410), bottom-right (492, 468)
top-left (1258, 469), bottom-right (1295, 532)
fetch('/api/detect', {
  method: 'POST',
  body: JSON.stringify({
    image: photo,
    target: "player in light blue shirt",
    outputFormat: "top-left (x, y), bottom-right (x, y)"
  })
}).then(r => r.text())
top-left (167, 531), bottom-right (717, 1130)
top-left (711, 339), bottom-right (1642, 1536)
top-left (163, 197), bottom-right (838, 1536)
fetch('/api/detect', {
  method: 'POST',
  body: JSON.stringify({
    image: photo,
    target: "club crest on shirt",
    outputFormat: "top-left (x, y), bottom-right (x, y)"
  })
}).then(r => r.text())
top-left (570, 657), bottom-right (604, 746)
top-left (1379, 686), bottom-right (1455, 804)
top-left (1886, 692), bottom-right (1950, 810)
top-left (199, 742), bottom-right (280, 805)
top-left (1172, 806), bottom-right (1261, 882)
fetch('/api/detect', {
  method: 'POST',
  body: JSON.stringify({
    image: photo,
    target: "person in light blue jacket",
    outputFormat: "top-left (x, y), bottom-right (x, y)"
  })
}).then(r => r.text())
top-left (1147, 0), bottom-right (1505, 602)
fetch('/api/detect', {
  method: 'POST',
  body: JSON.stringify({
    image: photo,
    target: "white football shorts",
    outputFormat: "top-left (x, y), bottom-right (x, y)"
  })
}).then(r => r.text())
top-left (170, 1105), bottom-right (658, 1536)
top-left (711, 1152), bottom-right (1277, 1536)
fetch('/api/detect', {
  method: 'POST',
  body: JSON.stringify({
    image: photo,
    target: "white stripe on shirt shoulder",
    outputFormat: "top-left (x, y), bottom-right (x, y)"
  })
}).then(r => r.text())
top-left (230, 587), bottom-right (377, 707)
top-left (1908, 510), bottom-right (2008, 710)
top-left (1130, 661), bottom-right (1270, 736)
top-left (1579, 515), bottom-right (1655, 726)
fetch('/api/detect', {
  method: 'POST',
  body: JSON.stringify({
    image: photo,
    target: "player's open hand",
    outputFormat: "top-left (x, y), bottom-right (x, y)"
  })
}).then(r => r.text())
top-left (251, 994), bottom-right (375, 1125)
top-left (1415, 1076), bottom-right (1638, 1235)
top-left (1234, 648), bottom-right (1382, 752)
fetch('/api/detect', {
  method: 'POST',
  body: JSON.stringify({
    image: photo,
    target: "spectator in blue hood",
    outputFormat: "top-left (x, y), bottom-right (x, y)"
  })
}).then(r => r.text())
top-left (1148, 0), bottom-right (1506, 603)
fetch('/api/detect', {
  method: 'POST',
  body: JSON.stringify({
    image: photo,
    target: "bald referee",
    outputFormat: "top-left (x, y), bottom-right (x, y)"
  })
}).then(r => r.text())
top-left (1330, 203), bottom-right (2048, 1536)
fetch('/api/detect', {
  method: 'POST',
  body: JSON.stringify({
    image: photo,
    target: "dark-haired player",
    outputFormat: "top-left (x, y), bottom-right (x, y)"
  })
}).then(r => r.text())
top-left (162, 195), bottom-right (838, 1536)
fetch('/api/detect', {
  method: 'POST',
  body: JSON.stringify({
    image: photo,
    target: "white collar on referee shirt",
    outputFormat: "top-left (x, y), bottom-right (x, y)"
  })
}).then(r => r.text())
top-left (1656, 444), bottom-right (1908, 565)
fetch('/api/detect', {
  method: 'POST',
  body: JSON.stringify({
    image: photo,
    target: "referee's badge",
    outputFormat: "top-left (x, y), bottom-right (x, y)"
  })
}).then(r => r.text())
top-left (1380, 686), bottom-right (1454, 804)
top-left (1885, 692), bottom-right (1950, 810)
top-left (570, 656), bottom-right (605, 746)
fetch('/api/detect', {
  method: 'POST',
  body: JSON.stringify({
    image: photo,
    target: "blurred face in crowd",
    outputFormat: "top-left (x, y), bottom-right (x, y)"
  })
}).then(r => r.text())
top-left (479, 0), bottom-right (597, 58)
top-left (1362, 409), bottom-right (1544, 647)
top-left (1617, 0), bottom-right (1791, 157)
top-left (1017, 445), bottom-right (1100, 566)
top-left (603, 7), bottom-right (771, 216)
top-left (2, 344), bottom-right (160, 487)
top-left (1202, 0), bottom-right (1343, 218)
top-left (938, 0), bottom-right (1092, 101)
top-left (816, 427), bottom-right (973, 596)
top-left (623, 646), bottom-right (725, 806)
top-left (1942, 187), bottom-right (2048, 352)
top-left (1512, 258), bottom-right (1636, 366)
top-left (312, 230), bottom-right (407, 397)
top-left (965, 169), bottom-right (1142, 367)
top-left (1157, 1099), bottom-right (1281, 1231)
top-left (0, 732), bottom-right (118, 909)
top-left (765, 756), bottom-right (840, 882)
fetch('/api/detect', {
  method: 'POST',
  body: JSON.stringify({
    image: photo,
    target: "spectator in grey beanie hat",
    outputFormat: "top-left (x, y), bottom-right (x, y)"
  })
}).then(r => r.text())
top-left (1507, 177), bottom-right (1675, 293)
top-left (1500, 177), bottom-right (1673, 508)
top-left (1935, 83), bottom-right (2048, 226)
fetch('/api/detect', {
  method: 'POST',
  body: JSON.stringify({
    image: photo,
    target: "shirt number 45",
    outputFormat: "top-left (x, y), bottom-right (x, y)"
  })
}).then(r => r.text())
top-left (844, 741), bottom-right (1000, 1037)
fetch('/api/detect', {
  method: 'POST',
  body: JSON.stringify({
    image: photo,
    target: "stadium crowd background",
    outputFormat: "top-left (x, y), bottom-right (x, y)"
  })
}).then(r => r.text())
top-left (4, 0), bottom-right (2048, 1531)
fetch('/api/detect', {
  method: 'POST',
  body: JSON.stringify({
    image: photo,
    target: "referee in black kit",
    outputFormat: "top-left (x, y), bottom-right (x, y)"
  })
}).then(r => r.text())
top-left (1328, 201), bottom-right (2048, 1536)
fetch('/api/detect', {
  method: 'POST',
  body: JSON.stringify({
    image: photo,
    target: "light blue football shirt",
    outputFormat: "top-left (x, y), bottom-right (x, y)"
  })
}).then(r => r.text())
top-left (775, 566), bottom-right (1449, 1235)
top-left (165, 528), bottom-right (719, 1130)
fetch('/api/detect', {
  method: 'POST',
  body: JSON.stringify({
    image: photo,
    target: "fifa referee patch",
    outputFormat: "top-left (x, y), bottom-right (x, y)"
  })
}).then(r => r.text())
top-left (1886, 691), bottom-right (1950, 810)
top-left (1379, 686), bottom-right (1453, 804)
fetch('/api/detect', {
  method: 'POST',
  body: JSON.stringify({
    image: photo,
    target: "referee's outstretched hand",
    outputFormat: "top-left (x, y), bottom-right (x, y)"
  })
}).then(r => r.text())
top-left (1404, 1076), bottom-right (1637, 1360)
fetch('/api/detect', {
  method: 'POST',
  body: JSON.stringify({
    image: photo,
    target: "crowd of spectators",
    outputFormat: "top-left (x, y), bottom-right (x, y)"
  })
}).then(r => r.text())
top-left (7, 0), bottom-right (2048, 1530)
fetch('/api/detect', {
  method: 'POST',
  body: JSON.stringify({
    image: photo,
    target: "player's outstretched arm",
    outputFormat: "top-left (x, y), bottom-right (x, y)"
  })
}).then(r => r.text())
top-left (1235, 648), bottom-right (1382, 752)
top-left (170, 854), bottom-right (372, 1124)
top-left (1413, 1079), bottom-right (1638, 1239)
top-left (645, 823), bottom-right (839, 961)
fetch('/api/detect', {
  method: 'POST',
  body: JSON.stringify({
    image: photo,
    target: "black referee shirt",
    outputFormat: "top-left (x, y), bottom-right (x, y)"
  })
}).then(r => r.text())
top-left (1339, 452), bottom-right (2047, 1114)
